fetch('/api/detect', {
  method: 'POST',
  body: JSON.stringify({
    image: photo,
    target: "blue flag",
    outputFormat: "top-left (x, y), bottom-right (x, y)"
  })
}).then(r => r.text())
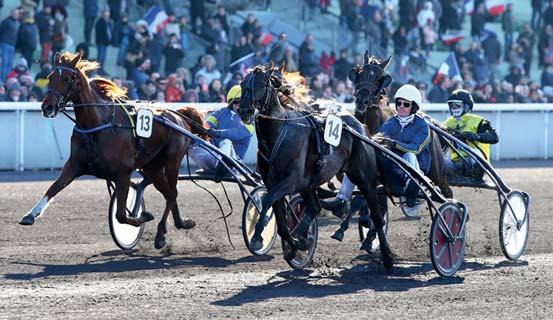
top-left (433, 52), bottom-right (463, 84)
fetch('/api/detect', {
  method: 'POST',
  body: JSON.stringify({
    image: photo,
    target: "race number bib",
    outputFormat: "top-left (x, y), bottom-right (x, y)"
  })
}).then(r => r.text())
top-left (324, 114), bottom-right (343, 147)
top-left (136, 108), bottom-right (154, 138)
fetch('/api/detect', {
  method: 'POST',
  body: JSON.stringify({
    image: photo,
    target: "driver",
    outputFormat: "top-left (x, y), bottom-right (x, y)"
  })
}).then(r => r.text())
top-left (443, 89), bottom-right (499, 177)
top-left (331, 84), bottom-right (431, 220)
top-left (188, 85), bottom-right (254, 177)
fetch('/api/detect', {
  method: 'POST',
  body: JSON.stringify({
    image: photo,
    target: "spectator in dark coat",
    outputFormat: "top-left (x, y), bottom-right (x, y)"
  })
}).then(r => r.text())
top-left (504, 65), bottom-right (523, 87)
top-left (398, 0), bottom-right (416, 29)
top-left (502, 3), bottom-right (514, 60)
top-left (428, 77), bottom-right (450, 102)
top-left (95, 10), bottom-right (113, 74)
top-left (481, 32), bottom-right (501, 83)
top-left (333, 48), bottom-right (353, 82)
top-left (231, 36), bottom-right (253, 62)
top-left (268, 33), bottom-right (287, 65)
top-left (108, 0), bottom-right (126, 45)
top-left (190, 0), bottom-right (205, 34)
top-left (471, 4), bottom-right (486, 42)
top-left (212, 5), bottom-right (229, 35)
top-left (17, 10), bottom-right (39, 69)
top-left (538, 24), bottom-right (553, 67)
top-left (532, 0), bottom-right (543, 29)
top-left (241, 14), bottom-right (257, 37)
top-left (163, 33), bottom-right (184, 76)
top-left (544, 0), bottom-right (553, 29)
top-left (299, 34), bottom-right (319, 77)
top-left (36, 5), bottom-right (53, 63)
top-left (0, 9), bottom-right (20, 81)
top-left (83, 0), bottom-right (98, 44)
top-left (541, 64), bottom-right (553, 87)
top-left (517, 23), bottom-right (536, 76)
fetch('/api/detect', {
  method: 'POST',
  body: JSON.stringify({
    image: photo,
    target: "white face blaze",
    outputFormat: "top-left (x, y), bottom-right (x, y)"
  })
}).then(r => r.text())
top-left (30, 196), bottom-right (50, 218)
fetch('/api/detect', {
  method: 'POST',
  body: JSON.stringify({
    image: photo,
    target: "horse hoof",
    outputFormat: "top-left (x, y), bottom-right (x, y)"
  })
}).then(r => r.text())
top-left (382, 253), bottom-right (395, 270)
top-left (297, 236), bottom-right (313, 251)
top-left (19, 214), bottom-right (35, 226)
top-left (283, 247), bottom-right (296, 261)
top-left (330, 229), bottom-right (344, 242)
top-left (250, 236), bottom-right (264, 252)
top-left (142, 211), bottom-right (155, 222)
top-left (176, 219), bottom-right (195, 230)
top-left (361, 238), bottom-right (375, 254)
top-left (154, 235), bottom-right (166, 249)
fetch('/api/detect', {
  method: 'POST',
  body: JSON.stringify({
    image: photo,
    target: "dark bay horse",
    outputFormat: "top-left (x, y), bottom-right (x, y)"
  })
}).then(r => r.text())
top-left (19, 52), bottom-right (206, 249)
top-left (238, 63), bottom-right (394, 269)
top-left (351, 51), bottom-right (453, 199)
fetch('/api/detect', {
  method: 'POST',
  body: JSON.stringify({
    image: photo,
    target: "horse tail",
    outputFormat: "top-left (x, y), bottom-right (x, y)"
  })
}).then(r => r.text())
top-left (175, 106), bottom-right (209, 140)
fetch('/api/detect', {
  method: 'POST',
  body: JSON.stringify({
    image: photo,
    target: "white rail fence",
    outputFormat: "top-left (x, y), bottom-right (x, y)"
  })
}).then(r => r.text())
top-left (0, 102), bottom-right (551, 171)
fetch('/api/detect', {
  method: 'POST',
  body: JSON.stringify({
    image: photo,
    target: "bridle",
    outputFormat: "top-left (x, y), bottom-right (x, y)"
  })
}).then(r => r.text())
top-left (47, 65), bottom-right (79, 114)
top-left (353, 64), bottom-right (386, 111)
top-left (240, 70), bottom-right (275, 117)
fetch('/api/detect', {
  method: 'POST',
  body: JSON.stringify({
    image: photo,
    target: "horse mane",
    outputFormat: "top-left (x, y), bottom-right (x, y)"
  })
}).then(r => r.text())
top-left (90, 78), bottom-right (128, 100)
top-left (59, 52), bottom-right (128, 101)
top-left (175, 106), bottom-right (209, 140)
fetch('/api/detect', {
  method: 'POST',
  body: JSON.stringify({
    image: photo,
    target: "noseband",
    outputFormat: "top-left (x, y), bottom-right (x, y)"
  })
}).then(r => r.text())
top-left (354, 64), bottom-right (384, 110)
top-left (48, 66), bottom-right (79, 112)
top-left (241, 71), bottom-right (275, 116)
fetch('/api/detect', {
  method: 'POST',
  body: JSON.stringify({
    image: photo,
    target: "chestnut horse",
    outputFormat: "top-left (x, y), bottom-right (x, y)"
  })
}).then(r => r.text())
top-left (19, 52), bottom-right (206, 249)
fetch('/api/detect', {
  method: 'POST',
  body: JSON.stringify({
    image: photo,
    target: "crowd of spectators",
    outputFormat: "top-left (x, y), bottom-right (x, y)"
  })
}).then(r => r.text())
top-left (2, 0), bottom-right (553, 104)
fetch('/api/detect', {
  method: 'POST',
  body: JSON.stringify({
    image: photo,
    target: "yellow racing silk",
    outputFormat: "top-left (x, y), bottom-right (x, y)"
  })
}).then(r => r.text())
top-left (443, 113), bottom-right (491, 162)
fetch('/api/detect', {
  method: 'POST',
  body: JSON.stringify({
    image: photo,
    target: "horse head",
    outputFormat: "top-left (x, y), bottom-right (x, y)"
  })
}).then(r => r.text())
top-left (349, 51), bottom-right (392, 114)
top-left (42, 51), bottom-right (83, 118)
top-left (238, 61), bottom-right (280, 122)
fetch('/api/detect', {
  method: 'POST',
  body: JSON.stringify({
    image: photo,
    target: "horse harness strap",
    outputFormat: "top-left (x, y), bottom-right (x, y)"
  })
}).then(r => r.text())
top-left (256, 113), bottom-right (290, 182)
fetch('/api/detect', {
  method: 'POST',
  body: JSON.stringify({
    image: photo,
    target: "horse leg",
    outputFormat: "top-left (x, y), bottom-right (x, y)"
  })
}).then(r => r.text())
top-left (250, 176), bottom-right (297, 252)
top-left (158, 160), bottom-right (195, 249)
top-left (272, 199), bottom-right (298, 261)
top-left (331, 200), bottom-right (353, 242)
top-left (358, 183), bottom-right (394, 270)
top-left (291, 189), bottom-right (321, 251)
top-left (19, 160), bottom-right (81, 225)
top-left (114, 174), bottom-right (153, 227)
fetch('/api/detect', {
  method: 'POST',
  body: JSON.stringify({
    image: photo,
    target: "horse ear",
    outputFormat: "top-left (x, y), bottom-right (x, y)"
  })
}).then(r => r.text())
top-left (69, 51), bottom-right (82, 67)
top-left (363, 50), bottom-right (370, 64)
top-left (380, 56), bottom-right (392, 69)
top-left (268, 60), bottom-right (274, 72)
top-left (379, 74), bottom-right (392, 90)
top-left (279, 61), bottom-right (286, 74)
top-left (348, 68), bottom-right (357, 82)
top-left (54, 52), bottom-right (62, 65)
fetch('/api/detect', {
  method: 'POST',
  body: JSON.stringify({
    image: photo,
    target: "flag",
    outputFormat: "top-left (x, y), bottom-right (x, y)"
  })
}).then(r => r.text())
top-left (229, 52), bottom-right (255, 77)
top-left (464, 0), bottom-right (474, 15)
top-left (143, 6), bottom-right (169, 34)
top-left (441, 32), bottom-right (464, 46)
top-left (433, 52), bottom-right (463, 84)
top-left (480, 28), bottom-right (496, 42)
top-left (486, 0), bottom-right (505, 16)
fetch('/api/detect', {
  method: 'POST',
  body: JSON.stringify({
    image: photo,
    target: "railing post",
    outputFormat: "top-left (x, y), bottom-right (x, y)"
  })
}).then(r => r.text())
top-left (545, 110), bottom-right (549, 160)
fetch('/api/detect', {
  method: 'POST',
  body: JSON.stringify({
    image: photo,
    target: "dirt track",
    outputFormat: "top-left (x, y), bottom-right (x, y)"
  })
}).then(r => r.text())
top-left (1, 164), bottom-right (552, 319)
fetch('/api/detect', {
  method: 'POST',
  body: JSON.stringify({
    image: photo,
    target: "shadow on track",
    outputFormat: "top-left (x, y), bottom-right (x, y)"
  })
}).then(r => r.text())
top-left (213, 257), bottom-right (528, 306)
top-left (4, 251), bottom-right (274, 281)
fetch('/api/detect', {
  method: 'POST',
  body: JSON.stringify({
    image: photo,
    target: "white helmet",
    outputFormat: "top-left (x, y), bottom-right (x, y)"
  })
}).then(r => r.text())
top-left (394, 84), bottom-right (422, 113)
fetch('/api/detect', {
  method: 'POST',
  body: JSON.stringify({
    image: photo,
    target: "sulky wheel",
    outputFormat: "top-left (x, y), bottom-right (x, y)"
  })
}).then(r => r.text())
top-left (108, 182), bottom-right (146, 251)
top-left (499, 190), bottom-right (530, 261)
top-left (283, 195), bottom-right (318, 269)
top-left (242, 186), bottom-right (278, 256)
top-left (430, 202), bottom-right (466, 277)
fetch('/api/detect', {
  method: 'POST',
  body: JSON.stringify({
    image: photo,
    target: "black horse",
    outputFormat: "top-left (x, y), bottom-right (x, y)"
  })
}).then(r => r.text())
top-left (351, 51), bottom-right (453, 199)
top-left (238, 63), bottom-right (394, 269)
